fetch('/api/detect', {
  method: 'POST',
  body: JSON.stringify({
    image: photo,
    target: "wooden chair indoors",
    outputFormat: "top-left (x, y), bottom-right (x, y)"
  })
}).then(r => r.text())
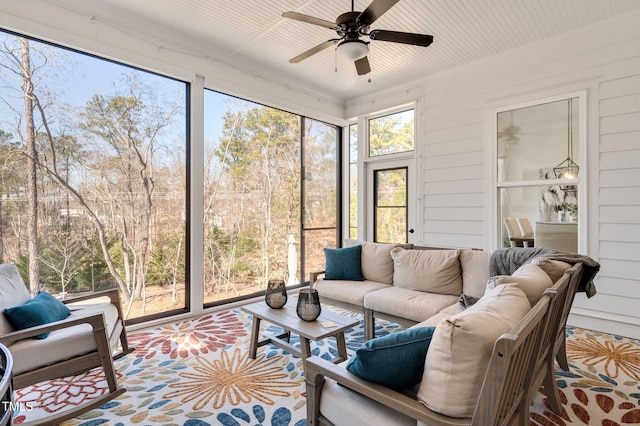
top-left (504, 217), bottom-right (534, 248)
top-left (527, 263), bottom-right (584, 414)
top-left (516, 217), bottom-right (535, 247)
top-left (0, 263), bottom-right (133, 425)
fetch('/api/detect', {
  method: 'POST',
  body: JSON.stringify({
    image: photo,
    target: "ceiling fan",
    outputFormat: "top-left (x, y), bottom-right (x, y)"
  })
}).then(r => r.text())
top-left (282, 0), bottom-right (434, 75)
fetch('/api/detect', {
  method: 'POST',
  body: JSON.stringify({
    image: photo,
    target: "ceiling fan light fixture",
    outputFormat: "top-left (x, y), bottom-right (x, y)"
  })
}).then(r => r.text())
top-left (336, 40), bottom-right (369, 61)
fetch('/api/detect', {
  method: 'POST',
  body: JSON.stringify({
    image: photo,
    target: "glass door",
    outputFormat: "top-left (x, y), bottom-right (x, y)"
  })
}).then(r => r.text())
top-left (367, 160), bottom-right (415, 243)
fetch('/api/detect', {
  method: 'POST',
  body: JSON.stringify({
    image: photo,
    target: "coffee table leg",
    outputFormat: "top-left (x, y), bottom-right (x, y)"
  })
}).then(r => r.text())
top-left (249, 316), bottom-right (261, 359)
top-left (300, 337), bottom-right (312, 359)
top-left (335, 332), bottom-right (348, 363)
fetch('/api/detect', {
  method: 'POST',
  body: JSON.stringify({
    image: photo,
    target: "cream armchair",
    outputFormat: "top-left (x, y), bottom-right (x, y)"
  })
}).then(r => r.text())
top-left (0, 264), bottom-right (133, 424)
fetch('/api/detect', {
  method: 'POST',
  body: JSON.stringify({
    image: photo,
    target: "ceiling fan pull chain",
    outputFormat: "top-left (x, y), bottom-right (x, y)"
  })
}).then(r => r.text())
top-left (335, 46), bottom-right (338, 72)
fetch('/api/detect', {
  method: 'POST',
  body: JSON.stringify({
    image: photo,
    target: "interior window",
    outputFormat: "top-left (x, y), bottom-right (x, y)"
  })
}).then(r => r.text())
top-left (496, 96), bottom-right (581, 251)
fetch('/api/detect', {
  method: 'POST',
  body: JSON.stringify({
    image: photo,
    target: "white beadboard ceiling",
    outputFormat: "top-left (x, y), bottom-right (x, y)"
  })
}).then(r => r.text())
top-left (44, 0), bottom-right (640, 101)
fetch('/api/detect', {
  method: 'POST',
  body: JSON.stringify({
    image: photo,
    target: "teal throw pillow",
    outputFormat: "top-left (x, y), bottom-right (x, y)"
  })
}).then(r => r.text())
top-left (324, 245), bottom-right (364, 281)
top-left (3, 292), bottom-right (71, 339)
top-left (346, 326), bottom-right (436, 390)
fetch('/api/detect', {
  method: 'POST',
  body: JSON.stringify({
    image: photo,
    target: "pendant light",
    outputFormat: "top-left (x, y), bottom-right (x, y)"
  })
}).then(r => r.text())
top-left (553, 98), bottom-right (579, 190)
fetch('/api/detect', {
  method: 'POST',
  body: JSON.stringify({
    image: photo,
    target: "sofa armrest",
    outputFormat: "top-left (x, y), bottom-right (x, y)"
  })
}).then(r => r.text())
top-left (304, 356), bottom-right (468, 426)
top-left (0, 311), bottom-right (107, 347)
top-left (309, 270), bottom-right (325, 284)
top-left (61, 288), bottom-right (132, 357)
top-left (62, 288), bottom-right (121, 306)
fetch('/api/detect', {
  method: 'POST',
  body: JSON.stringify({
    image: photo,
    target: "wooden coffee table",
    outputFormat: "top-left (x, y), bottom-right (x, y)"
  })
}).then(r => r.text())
top-left (242, 301), bottom-right (360, 364)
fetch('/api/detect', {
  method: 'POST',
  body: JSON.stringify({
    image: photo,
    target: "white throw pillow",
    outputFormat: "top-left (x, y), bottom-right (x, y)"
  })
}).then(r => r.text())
top-left (486, 262), bottom-right (553, 306)
top-left (417, 284), bottom-right (531, 418)
top-left (390, 248), bottom-right (462, 295)
top-left (344, 239), bottom-right (401, 284)
top-left (459, 250), bottom-right (490, 298)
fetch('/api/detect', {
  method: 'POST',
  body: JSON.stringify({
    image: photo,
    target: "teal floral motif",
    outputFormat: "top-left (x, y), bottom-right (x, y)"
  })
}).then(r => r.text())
top-left (217, 406), bottom-right (306, 426)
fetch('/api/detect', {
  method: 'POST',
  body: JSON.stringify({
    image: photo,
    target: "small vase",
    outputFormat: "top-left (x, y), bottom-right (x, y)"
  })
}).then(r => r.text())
top-left (296, 288), bottom-right (321, 321)
top-left (265, 280), bottom-right (287, 309)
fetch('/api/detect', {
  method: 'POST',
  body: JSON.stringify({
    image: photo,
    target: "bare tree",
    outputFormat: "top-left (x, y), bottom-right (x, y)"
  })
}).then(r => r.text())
top-left (20, 38), bottom-right (40, 294)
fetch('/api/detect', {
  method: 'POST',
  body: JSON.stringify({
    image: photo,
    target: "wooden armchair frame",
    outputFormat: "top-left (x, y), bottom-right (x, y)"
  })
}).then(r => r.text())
top-left (0, 289), bottom-right (133, 425)
top-left (0, 343), bottom-right (12, 426)
top-left (305, 288), bottom-right (555, 426)
top-left (528, 263), bottom-right (583, 414)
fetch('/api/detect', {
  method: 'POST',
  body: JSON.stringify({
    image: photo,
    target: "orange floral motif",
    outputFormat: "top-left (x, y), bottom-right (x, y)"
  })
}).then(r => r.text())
top-left (566, 337), bottom-right (640, 380)
top-left (163, 348), bottom-right (301, 410)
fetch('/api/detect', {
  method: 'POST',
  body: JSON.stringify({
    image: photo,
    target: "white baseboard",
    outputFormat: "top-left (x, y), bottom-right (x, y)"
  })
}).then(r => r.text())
top-left (568, 308), bottom-right (640, 340)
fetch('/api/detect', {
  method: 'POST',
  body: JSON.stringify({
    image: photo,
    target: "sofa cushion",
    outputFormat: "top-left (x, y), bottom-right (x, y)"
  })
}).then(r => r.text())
top-left (316, 279), bottom-right (390, 307)
top-left (411, 303), bottom-right (463, 328)
top-left (486, 262), bottom-right (553, 306)
top-left (459, 250), bottom-right (490, 298)
top-left (345, 239), bottom-right (401, 284)
top-left (0, 264), bottom-right (31, 335)
top-left (3, 292), bottom-right (71, 339)
top-left (364, 286), bottom-right (459, 323)
top-left (319, 379), bottom-right (416, 426)
top-left (417, 284), bottom-right (531, 418)
top-left (324, 245), bottom-right (364, 281)
top-left (390, 248), bottom-right (462, 295)
top-left (346, 326), bottom-right (436, 390)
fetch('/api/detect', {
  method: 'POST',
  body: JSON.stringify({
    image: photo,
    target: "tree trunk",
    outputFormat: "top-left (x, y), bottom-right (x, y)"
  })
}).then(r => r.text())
top-left (20, 38), bottom-right (40, 295)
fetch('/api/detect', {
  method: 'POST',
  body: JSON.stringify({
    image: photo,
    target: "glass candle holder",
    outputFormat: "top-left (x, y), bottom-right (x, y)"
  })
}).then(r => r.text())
top-left (265, 280), bottom-right (287, 309)
top-left (296, 288), bottom-right (321, 321)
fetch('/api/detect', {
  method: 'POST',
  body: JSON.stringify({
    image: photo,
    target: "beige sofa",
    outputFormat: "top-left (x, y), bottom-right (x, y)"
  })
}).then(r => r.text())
top-left (313, 240), bottom-right (491, 340)
top-left (305, 262), bottom-right (585, 425)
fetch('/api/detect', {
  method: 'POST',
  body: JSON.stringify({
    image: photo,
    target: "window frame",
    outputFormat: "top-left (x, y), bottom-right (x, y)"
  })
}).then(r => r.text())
top-left (488, 90), bottom-right (588, 252)
top-left (0, 27), bottom-right (343, 325)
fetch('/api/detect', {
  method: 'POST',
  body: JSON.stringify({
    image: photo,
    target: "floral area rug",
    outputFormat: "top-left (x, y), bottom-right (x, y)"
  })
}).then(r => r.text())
top-left (11, 305), bottom-right (640, 426)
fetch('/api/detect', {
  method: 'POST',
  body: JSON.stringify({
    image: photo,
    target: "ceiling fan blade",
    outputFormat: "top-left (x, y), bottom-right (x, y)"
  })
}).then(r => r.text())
top-left (369, 30), bottom-right (434, 46)
top-left (289, 40), bottom-right (338, 63)
top-left (357, 0), bottom-right (401, 26)
top-left (282, 11), bottom-right (338, 29)
top-left (354, 56), bottom-right (371, 75)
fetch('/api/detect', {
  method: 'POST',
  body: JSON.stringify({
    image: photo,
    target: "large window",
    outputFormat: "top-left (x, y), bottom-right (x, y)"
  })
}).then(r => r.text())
top-left (202, 91), bottom-right (338, 306)
top-left (0, 31), bottom-right (188, 322)
top-left (0, 29), bottom-right (341, 323)
top-left (302, 118), bottom-right (339, 277)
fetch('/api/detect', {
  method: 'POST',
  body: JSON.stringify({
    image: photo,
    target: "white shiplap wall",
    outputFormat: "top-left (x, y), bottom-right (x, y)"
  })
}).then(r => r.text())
top-left (347, 10), bottom-right (640, 339)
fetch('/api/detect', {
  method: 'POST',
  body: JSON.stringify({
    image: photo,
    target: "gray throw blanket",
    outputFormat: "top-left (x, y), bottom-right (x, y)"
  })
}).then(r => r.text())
top-left (489, 247), bottom-right (599, 298)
